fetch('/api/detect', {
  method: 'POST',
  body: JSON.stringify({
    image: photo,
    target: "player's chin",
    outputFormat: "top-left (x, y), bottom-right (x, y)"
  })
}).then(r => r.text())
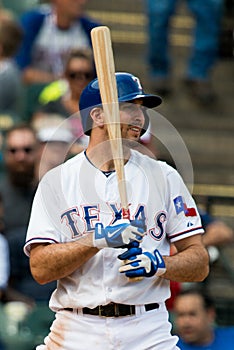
top-left (123, 138), bottom-right (140, 149)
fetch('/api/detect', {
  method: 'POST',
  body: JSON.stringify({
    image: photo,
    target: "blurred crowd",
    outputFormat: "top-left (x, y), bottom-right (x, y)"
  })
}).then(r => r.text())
top-left (0, 1), bottom-right (233, 349)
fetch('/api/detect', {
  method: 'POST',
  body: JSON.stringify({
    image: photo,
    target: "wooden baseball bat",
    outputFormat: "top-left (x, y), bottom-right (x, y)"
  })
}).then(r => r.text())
top-left (91, 26), bottom-right (143, 282)
top-left (91, 26), bottom-right (129, 219)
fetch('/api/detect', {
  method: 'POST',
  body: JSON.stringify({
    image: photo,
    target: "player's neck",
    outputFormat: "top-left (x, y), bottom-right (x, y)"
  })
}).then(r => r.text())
top-left (86, 145), bottom-right (115, 171)
top-left (86, 142), bottom-right (130, 172)
top-left (86, 128), bottom-right (131, 170)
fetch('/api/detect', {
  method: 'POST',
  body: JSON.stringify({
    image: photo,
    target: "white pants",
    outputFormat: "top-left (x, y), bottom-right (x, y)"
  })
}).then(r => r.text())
top-left (36, 303), bottom-right (180, 350)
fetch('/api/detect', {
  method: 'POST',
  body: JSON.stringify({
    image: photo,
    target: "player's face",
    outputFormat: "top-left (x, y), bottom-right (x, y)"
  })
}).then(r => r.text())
top-left (119, 102), bottom-right (145, 143)
top-left (174, 294), bottom-right (215, 345)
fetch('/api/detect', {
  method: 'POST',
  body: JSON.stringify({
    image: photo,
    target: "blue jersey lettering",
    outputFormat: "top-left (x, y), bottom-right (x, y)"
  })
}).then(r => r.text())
top-left (61, 208), bottom-right (80, 237)
top-left (149, 212), bottom-right (167, 240)
top-left (82, 205), bottom-right (99, 231)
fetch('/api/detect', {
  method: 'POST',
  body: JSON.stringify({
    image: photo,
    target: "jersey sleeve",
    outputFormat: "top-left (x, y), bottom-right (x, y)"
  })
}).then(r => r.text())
top-left (24, 168), bottom-right (64, 256)
top-left (164, 165), bottom-right (204, 242)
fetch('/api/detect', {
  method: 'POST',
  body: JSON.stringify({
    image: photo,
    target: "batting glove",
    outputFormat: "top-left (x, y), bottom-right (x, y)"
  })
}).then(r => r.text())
top-left (118, 247), bottom-right (166, 278)
top-left (93, 219), bottom-right (145, 249)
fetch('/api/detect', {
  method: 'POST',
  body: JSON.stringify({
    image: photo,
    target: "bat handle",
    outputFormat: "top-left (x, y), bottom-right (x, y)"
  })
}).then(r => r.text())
top-left (121, 208), bottom-right (143, 282)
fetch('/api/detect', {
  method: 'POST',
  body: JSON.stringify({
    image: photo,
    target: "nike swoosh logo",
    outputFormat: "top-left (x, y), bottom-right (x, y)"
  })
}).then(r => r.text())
top-left (107, 228), bottom-right (121, 238)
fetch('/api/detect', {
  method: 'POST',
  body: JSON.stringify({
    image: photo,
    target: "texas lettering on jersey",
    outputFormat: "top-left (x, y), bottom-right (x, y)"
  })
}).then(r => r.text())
top-left (61, 203), bottom-right (166, 240)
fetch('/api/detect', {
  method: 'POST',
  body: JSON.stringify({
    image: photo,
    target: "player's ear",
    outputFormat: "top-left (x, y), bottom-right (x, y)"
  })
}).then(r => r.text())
top-left (90, 107), bottom-right (104, 127)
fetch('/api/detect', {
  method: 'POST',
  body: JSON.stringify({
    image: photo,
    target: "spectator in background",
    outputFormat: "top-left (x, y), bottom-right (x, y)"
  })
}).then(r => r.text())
top-left (173, 288), bottom-right (234, 349)
top-left (15, 0), bottom-right (100, 85)
top-left (0, 124), bottom-right (56, 305)
top-left (0, 124), bottom-right (38, 232)
top-left (146, 0), bottom-right (224, 104)
top-left (0, 9), bottom-right (24, 116)
top-left (33, 48), bottom-right (95, 152)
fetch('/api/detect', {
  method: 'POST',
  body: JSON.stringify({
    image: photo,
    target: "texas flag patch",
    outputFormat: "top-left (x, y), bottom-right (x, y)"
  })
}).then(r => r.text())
top-left (173, 196), bottom-right (197, 217)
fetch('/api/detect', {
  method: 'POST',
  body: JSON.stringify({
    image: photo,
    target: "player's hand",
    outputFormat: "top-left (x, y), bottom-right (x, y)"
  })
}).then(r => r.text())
top-left (118, 247), bottom-right (166, 278)
top-left (93, 219), bottom-right (145, 249)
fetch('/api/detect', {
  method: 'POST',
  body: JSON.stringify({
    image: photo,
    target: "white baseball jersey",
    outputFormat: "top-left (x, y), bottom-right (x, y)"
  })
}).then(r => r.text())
top-left (24, 150), bottom-right (203, 312)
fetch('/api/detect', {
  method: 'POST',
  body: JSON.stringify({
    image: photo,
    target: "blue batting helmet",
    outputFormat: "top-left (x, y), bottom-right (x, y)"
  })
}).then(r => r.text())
top-left (79, 72), bottom-right (162, 135)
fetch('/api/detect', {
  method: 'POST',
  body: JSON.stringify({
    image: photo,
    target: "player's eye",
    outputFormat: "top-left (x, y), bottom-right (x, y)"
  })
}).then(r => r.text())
top-left (119, 103), bottom-right (142, 113)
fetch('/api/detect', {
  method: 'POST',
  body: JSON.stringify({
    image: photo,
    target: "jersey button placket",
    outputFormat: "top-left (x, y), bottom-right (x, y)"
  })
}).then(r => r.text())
top-left (105, 176), bottom-right (119, 202)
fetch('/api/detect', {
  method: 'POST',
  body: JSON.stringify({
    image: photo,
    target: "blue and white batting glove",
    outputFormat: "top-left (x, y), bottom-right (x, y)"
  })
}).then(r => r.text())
top-left (93, 219), bottom-right (145, 249)
top-left (118, 247), bottom-right (166, 278)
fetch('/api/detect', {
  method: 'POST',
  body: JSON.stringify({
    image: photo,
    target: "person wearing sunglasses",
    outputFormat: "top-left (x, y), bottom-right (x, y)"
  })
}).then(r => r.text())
top-left (33, 48), bottom-right (95, 154)
top-left (0, 123), bottom-right (39, 233)
top-left (0, 123), bottom-right (57, 309)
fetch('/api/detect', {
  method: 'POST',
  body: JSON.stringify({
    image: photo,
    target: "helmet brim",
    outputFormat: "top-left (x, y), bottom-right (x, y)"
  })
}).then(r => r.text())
top-left (119, 93), bottom-right (162, 108)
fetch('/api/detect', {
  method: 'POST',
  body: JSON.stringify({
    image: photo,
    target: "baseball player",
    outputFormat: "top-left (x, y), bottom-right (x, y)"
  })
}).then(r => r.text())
top-left (24, 72), bottom-right (209, 350)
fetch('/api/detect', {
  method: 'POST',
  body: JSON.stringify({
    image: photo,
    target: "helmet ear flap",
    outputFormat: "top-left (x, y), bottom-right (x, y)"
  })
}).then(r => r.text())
top-left (80, 108), bottom-right (93, 136)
